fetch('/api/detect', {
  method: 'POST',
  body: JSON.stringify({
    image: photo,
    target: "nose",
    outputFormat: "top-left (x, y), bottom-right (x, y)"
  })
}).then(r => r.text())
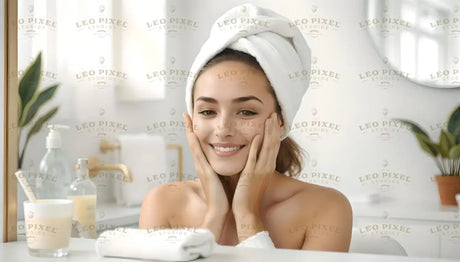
top-left (215, 114), bottom-right (235, 138)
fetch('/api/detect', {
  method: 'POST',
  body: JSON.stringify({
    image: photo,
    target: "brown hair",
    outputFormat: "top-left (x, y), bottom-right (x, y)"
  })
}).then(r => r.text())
top-left (193, 48), bottom-right (304, 178)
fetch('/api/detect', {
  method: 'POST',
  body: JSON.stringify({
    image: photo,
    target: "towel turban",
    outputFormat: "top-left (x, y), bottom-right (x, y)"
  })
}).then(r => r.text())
top-left (185, 3), bottom-right (311, 139)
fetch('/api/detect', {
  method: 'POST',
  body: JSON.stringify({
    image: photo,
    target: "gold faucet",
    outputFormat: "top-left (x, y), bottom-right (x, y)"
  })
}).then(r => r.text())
top-left (85, 157), bottom-right (133, 182)
top-left (100, 140), bottom-right (121, 153)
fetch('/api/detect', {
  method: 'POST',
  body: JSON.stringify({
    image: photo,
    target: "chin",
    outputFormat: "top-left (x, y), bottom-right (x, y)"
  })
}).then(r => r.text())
top-left (211, 163), bottom-right (244, 177)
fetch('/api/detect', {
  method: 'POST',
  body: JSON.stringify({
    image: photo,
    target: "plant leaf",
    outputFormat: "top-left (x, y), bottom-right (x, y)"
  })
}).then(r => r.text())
top-left (447, 105), bottom-right (460, 144)
top-left (439, 130), bottom-right (455, 158)
top-left (25, 107), bottom-right (59, 142)
top-left (415, 133), bottom-right (438, 157)
top-left (450, 144), bottom-right (460, 159)
top-left (395, 118), bottom-right (438, 156)
top-left (20, 84), bottom-right (59, 127)
top-left (444, 130), bottom-right (456, 146)
top-left (395, 119), bottom-right (430, 138)
top-left (19, 52), bottom-right (42, 123)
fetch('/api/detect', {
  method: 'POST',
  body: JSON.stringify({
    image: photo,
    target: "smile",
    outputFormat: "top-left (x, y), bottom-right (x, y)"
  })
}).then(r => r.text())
top-left (211, 144), bottom-right (245, 156)
top-left (214, 146), bottom-right (242, 152)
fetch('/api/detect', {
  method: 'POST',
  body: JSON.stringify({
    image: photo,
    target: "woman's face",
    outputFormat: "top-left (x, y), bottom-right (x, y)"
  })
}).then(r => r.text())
top-left (193, 60), bottom-right (283, 176)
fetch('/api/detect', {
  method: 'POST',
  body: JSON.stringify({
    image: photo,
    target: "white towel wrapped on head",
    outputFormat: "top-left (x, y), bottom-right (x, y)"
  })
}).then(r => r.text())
top-left (95, 228), bottom-right (216, 261)
top-left (186, 3), bottom-right (311, 139)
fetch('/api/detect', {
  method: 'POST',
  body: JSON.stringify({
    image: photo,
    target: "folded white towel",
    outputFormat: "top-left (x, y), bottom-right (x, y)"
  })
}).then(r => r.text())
top-left (236, 231), bottom-right (275, 249)
top-left (186, 3), bottom-right (311, 139)
top-left (95, 228), bottom-right (216, 261)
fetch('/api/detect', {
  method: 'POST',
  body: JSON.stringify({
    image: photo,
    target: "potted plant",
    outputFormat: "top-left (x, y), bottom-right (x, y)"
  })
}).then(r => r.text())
top-left (396, 105), bottom-right (460, 206)
top-left (18, 52), bottom-right (59, 168)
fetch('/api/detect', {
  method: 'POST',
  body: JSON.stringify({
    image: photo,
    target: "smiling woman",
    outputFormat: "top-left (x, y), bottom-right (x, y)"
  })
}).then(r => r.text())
top-left (191, 50), bottom-right (303, 179)
top-left (139, 4), bottom-right (353, 251)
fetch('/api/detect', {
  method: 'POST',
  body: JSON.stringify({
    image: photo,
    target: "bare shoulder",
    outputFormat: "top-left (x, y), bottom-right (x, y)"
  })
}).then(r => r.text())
top-left (272, 175), bottom-right (352, 229)
top-left (270, 174), bottom-right (349, 206)
top-left (295, 180), bottom-right (352, 216)
top-left (142, 180), bottom-right (196, 205)
top-left (262, 175), bottom-right (352, 250)
top-left (292, 179), bottom-right (353, 251)
top-left (139, 179), bottom-right (203, 229)
top-left (302, 182), bottom-right (350, 204)
top-left (264, 174), bottom-right (352, 221)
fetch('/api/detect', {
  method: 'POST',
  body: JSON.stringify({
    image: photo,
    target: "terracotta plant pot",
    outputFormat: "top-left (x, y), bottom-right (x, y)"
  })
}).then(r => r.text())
top-left (435, 175), bottom-right (460, 206)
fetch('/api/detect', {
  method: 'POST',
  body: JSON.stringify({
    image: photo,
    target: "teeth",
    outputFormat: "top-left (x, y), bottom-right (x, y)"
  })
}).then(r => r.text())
top-left (214, 146), bottom-right (241, 152)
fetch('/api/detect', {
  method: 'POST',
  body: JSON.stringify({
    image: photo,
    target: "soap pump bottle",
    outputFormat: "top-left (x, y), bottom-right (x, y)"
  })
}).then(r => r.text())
top-left (68, 158), bottom-right (97, 238)
top-left (36, 124), bottom-right (72, 199)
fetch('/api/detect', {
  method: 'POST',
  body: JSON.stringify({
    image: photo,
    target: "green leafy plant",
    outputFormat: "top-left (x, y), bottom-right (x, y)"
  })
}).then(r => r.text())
top-left (18, 52), bottom-right (59, 168)
top-left (395, 105), bottom-right (460, 176)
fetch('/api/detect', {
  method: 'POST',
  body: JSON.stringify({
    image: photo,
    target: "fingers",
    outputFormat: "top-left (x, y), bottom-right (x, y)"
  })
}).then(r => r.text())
top-left (270, 112), bottom-right (284, 138)
top-left (183, 112), bottom-right (199, 154)
top-left (183, 112), bottom-right (194, 134)
top-left (244, 134), bottom-right (261, 172)
top-left (183, 112), bottom-right (210, 172)
top-left (258, 113), bottom-right (282, 167)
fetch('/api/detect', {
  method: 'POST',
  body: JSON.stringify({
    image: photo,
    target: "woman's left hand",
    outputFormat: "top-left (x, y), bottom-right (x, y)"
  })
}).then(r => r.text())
top-left (232, 112), bottom-right (283, 217)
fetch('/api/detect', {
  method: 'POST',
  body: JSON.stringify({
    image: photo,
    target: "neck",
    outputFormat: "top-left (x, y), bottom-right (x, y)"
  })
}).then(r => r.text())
top-left (218, 173), bottom-right (240, 205)
top-left (218, 171), bottom-right (279, 209)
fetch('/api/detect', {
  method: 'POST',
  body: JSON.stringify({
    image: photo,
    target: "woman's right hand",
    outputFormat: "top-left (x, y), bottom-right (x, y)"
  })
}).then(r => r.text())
top-left (183, 112), bottom-right (229, 239)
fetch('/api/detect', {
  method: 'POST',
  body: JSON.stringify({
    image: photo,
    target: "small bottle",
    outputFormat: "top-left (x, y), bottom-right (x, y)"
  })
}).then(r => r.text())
top-left (68, 158), bottom-right (97, 238)
top-left (36, 124), bottom-right (72, 199)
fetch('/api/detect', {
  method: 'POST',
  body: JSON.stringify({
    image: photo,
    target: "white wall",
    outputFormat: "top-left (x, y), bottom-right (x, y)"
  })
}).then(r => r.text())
top-left (18, 0), bottom-right (460, 215)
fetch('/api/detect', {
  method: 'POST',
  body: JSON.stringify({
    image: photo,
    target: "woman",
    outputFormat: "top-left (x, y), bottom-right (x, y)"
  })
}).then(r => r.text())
top-left (140, 4), bottom-right (352, 251)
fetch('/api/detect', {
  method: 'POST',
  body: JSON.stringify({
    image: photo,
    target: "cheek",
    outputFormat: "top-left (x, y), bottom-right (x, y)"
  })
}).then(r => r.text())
top-left (191, 118), bottom-right (209, 140)
top-left (237, 119), bottom-right (265, 138)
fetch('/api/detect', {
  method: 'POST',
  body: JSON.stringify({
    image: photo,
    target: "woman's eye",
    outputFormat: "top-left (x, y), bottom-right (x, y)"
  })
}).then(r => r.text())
top-left (198, 110), bottom-right (215, 116)
top-left (240, 110), bottom-right (257, 116)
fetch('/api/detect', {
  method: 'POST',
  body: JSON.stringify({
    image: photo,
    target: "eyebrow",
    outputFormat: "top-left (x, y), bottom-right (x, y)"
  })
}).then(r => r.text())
top-left (195, 96), bottom-right (263, 104)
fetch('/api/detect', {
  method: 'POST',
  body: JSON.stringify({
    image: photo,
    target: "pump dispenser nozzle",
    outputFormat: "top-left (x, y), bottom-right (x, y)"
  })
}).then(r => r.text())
top-left (69, 157), bottom-right (97, 238)
top-left (77, 158), bottom-right (88, 170)
top-left (76, 158), bottom-right (89, 179)
top-left (37, 124), bottom-right (72, 199)
top-left (46, 124), bottom-right (70, 149)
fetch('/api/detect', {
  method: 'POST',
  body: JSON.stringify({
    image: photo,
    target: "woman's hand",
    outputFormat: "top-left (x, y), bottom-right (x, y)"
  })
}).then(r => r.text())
top-left (232, 112), bottom-right (283, 217)
top-left (183, 113), bottom-right (229, 240)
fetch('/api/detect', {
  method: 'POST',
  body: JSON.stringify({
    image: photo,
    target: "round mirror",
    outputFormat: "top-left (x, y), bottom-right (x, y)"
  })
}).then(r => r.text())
top-left (366, 0), bottom-right (460, 88)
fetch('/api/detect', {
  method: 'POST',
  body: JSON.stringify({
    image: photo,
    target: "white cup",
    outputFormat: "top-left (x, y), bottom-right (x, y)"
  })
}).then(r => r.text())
top-left (24, 199), bottom-right (74, 257)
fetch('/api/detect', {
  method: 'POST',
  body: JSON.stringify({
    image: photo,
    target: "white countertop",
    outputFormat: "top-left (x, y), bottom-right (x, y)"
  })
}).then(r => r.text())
top-left (351, 196), bottom-right (460, 222)
top-left (1, 238), bottom-right (458, 262)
